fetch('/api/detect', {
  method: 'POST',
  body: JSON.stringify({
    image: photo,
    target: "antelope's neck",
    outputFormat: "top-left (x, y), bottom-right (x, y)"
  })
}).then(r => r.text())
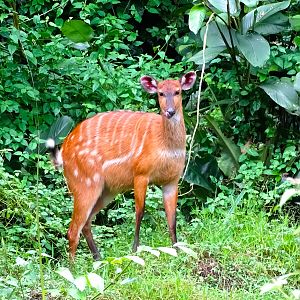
top-left (162, 109), bottom-right (186, 149)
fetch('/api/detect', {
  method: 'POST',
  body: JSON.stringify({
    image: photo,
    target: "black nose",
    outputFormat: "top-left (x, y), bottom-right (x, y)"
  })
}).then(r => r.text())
top-left (166, 108), bottom-right (176, 118)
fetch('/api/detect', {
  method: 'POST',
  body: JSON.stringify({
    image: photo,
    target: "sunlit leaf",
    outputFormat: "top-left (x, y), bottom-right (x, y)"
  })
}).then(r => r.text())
top-left (125, 255), bottom-right (145, 266)
top-left (16, 257), bottom-right (28, 267)
top-left (61, 20), bottom-right (94, 43)
top-left (189, 5), bottom-right (206, 35)
top-left (74, 276), bottom-right (86, 292)
top-left (207, 0), bottom-right (240, 16)
top-left (294, 73), bottom-right (300, 92)
top-left (260, 274), bottom-right (291, 294)
top-left (290, 15), bottom-right (300, 31)
top-left (173, 243), bottom-right (197, 258)
top-left (120, 278), bottom-right (136, 285)
top-left (56, 267), bottom-right (75, 283)
top-left (137, 245), bottom-right (160, 257)
top-left (240, 0), bottom-right (259, 7)
top-left (279, 188), bottom-right (300, 207)
top-left (87, 273), bottom-right (104, 292)
top-left (157, 247), bottom-right (178, 257)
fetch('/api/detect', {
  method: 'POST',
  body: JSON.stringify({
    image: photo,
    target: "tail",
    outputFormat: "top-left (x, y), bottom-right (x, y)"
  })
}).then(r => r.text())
top-left (45, 138), bottom-right (63, 169)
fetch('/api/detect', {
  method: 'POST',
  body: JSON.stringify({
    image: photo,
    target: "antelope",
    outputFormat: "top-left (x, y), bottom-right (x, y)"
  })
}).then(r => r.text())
top-left (46, 71), bottom-right (196, 260)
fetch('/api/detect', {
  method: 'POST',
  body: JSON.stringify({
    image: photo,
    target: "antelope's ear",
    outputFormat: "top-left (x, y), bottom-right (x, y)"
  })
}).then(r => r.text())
top-left (180, 71), bottom-right (196, 90)
top-left (140, 76), bottom-right (158, 94)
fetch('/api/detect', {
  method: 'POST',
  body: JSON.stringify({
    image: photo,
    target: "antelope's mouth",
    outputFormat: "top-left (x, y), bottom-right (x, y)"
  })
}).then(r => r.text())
top-left (164, 109), bottom-right (176, 119)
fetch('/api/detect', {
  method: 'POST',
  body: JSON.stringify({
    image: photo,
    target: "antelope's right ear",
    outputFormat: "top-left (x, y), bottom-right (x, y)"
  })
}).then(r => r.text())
top-left (140, 76), bottom-right (158, 94)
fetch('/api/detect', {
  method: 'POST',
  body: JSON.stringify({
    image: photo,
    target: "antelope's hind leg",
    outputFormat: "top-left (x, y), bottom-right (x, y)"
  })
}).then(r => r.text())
top-left (82, 189), bottom-right (115, 260)
top-left (67, 180), bottom-right (104, 261)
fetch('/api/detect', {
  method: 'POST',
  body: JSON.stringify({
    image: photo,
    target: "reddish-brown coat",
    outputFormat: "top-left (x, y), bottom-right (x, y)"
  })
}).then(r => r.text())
top-left (49, 72), bottom-right (196, 260)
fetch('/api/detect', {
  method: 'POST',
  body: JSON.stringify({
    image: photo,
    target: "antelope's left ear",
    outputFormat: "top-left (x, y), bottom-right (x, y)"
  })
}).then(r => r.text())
top-left (180, 71), bottom-right (197, 90)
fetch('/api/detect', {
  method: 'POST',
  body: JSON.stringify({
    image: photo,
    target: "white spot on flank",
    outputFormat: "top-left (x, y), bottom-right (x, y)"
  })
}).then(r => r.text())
top-left (93, 173), bottom-right (100, 182)
top-left (90, 149), bottom-right (98, 156)
top-left (79, 136), bottom-right (83, 142)
top-left (70, 135), bottom-right (74, 141)
top-left (86, 178), bottom-right (91, 186)
top-left (78, 149), bottom-right (88, 156)
top-left (88, 159), bottom-right (94, 165)
top-left (74, 169), bottom-right (79, 177)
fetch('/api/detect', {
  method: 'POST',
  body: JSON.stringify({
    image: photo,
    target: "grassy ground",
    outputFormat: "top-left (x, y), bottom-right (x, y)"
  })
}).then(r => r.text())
top-left (1, 208), bottom-right (299, 299)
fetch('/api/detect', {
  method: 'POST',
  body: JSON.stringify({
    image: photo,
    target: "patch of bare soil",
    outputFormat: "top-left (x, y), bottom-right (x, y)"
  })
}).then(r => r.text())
top-left (194, 253), bottom-right (246, 290)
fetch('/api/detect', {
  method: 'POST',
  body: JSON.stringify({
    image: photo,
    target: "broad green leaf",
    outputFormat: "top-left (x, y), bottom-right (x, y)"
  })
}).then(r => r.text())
top-left (290, 15), bottom-right (300, 31)
top-left (61, 20), bottom-right (94, 43)
top-left (294, 73), bottom-right (300, 92)
top-left (8, 44), bottom-right (17, 55)
top-left (87, 273), bottom-right (104, 292)
top-left (254, 13), bottom-right (289, 35)
top-left (260, 80), bottom-right (300, 114)
top-left (189, 5), bottom-right (206, 35)
top-left (219, 150), bottom-right (237, 177)
top-left (48, 116), bottom-right (74, 145)
top-left (294, 36), bottom-right (300, 46)
top-left (56, 267), bottom-right (75, 283)
top-left (157, 247), bottom-right (178, 257)
top-left (240, 0), bottom-right (259, 7)
top-left (188, 46), bottom-right (226, 65)
top-left (184, 155), bottom-right (220, 191)
top-left (201, 22), bottom-right (237, 48)
top-left (236, 32), bottom-right (270, 67)
top-left (125, 255), bottom-right (145, 266)
top-left (207, 0), bottom-right (240, 16)
top-left (242, 1), bottom-right (290, 34)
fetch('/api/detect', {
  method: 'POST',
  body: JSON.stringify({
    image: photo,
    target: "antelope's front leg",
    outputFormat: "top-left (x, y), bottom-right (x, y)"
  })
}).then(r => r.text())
top-left (162, 183), bottom-right (178, 245)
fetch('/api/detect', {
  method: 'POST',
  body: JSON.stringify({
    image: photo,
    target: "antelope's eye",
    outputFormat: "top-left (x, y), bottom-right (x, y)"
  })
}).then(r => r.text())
top-left (175, 90), bottom-right (180, 95)
top-left (159, 92), bottom-right (164, 97)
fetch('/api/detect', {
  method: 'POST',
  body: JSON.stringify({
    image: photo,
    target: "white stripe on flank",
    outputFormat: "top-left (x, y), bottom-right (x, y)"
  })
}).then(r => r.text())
top-left (118, 113), bottom-right (136, 154)
top-left (102, 154), bottom-right (132, 170)
top-left (103, 114), bottom-right (143, 170)
top-left (160, 149), bottom-right (186, 158)
top-left (94, 113), bottom-right (105, 151)
top-left (110, 112), bottom-right (126, 147)
top-left (134, 116), bottom-right (152, 158)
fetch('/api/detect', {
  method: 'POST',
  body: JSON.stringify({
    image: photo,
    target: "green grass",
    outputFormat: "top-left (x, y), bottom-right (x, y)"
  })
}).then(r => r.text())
top-left (1, 208), bottom-right (299, 300)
